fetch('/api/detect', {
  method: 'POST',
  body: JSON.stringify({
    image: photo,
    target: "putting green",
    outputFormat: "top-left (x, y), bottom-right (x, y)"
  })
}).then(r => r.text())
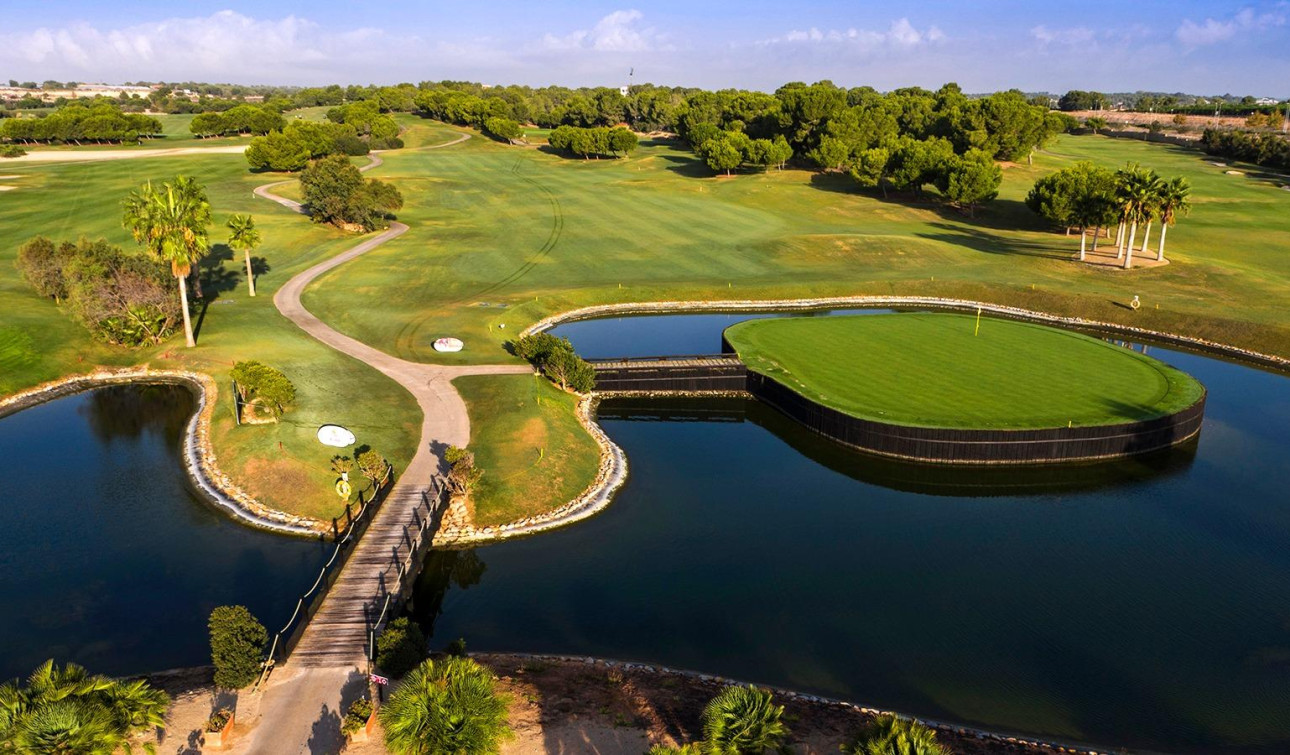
top-left (724, 313), bottom-right (1206, 429)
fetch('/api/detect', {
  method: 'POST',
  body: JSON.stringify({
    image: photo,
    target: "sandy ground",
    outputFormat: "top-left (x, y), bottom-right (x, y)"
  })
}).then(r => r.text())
top-left (0, 186), bottom-right (15, 191)
top-left (142, 658), bottom-right (1091, 754)
top-left (4, 144), bottom-right (247, 163)
top-left (1064, 109), bottom-right (1253, 130)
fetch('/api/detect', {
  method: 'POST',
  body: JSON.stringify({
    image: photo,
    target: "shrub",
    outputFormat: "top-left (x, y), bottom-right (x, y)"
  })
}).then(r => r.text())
top-left (510, 333), bottom-right (596, 393)
top-left (0, 661), bottom-right (170, 749)
top-left (445, 637), bottom-right (467, 657)
top-left (208, 605), bottom-right (267, 689)
top-left (15, 236), bottom-right (181, 346)
top-left (1, 144), bottom-right (26, 158)
top-left (380, 657), bottom-right (511, 755)
top-left (842, 715), bottom-right (948, 755)
top-left (205, 708), bottom-right (233, 732)
top-left (701, 685), bottom-right (789, 754)
top-left (357, 448), bottom-right (390, 486)
top-left (375, 617), bottom-right (428, 678)
top-left (341, 697), bottom-right (374, 736)
top-left (230, 360), bottom-right (296, 418)
top-left (443, 446), bottom-right (484, 496)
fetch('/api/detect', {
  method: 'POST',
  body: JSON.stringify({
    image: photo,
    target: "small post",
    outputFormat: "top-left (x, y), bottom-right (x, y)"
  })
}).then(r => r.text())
top-left (974, 306), bottom-right (982, 337)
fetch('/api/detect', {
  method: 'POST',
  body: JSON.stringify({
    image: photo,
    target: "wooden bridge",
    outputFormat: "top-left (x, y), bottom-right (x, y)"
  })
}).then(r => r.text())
top-left (590, 354), bottom-right (748, 393)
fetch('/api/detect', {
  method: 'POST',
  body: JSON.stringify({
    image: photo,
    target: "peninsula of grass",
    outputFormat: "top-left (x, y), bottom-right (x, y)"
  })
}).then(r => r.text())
top-left (724, 312), bottom-right (1206, 430)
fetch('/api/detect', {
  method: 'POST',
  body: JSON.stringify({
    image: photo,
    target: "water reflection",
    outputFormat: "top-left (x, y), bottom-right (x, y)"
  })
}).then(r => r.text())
top-left (80, 383), bottom-right (192, 443)
top-left (598, 396), bottom-right (1199, 497)
top-left (408, 549), bottom-right (487, 639)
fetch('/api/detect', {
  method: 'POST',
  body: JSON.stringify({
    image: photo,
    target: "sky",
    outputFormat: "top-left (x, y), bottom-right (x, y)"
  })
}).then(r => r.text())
top-left (2, 1), bottom-right (1288, 96)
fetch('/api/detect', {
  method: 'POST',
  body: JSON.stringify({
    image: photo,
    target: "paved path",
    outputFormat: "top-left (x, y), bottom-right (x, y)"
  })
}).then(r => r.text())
top-left (246, 131), bottom-right (529, 753)
top-left (6, 143), bottom-right (249, 163)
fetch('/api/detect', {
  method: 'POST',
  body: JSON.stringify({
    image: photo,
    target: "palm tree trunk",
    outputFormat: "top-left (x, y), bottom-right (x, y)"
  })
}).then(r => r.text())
top-left (1140, 221), bottom-right (1152, 256)
top-left (1124, 222), bottom-right (1138, 269)
top-left (1079, 225), bottom-right (1087, 261)
top-left (1116, 222), bottom-right (1126, 258)
top-left (1157, 224), bottom-right (1168, 261)
top-left (245, 250), bottom-right (256, 296)
top-left (1092, 225), bottom-right (1102, 252)
top-left (178, 274), bottom-right (195, 347)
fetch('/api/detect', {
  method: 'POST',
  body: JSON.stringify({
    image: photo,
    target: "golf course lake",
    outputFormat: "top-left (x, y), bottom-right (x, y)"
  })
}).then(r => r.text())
top-left (0, 383), bottom-right (328, 681)
top-left (415, 309), bottom-right (1290, 754)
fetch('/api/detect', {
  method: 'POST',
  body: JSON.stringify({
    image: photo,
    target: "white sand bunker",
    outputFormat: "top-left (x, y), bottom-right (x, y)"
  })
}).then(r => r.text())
top-left (0, 175), bottom-right (22, 179)
top-left (0, 186), bottom-right (17, 191)
top-left (1225, 170), bottom-right (1245, 176)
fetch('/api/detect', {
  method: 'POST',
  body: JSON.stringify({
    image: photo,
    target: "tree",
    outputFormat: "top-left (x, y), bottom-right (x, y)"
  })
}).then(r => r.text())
top-left (380, 657), bottom-right (511, 755)
top-left (226, 213), bottom-right (261, 296)
top-left (1084, 117), bottom-right (1108, 134)
top-left (121, 176), bottom-right (212, 347)
top-left (701, 685), bottom-right (789, 754)
top-left (357, 448), bottom-right (390, 487)
top-left (809, 135), bottom-right (851, 171)
top-left (208, 605), bottom-right (267, 689)
top-left (300, 154), bottom-right (403, 231)
top-left (330, 455), bottom-right (354, 479)
top-left (0, 660), bottom-right (169, 754)
top-left (842, 715), bottom-right (948, 755)
top-left (15, 236), bottom-right (71, 300)
top-left (936, 149), bottom-right (1001, 216)
top-left (697, 134), bottom-right (743, 175)
top-left (230, 360), bottom-right (296, 419)
top-left (443, 445), bottom-right (483, 495)
top-left (1155, 177), bottom-right (1191, 261)
top-left (483, 116), bottom-right (523, 144)
top-left (608, 127), bottom-right (639, 156)
top-left (375, 617), bottom-right (428, 677)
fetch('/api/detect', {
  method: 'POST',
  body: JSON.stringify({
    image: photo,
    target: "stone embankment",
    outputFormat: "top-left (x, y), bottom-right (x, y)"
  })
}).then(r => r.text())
top-left (432, 394), bottom-right (628, 546)
top-left (521, 295), bottom-right (1290, 371)
top-left (0, 368), bottom-right (327, 536)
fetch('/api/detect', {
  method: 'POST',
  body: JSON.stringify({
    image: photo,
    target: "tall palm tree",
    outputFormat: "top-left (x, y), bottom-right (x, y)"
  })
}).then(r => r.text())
top-left (1113, 164), bottom-right (1141, 259)
top-left (381, 657), bottom-right (511, 755)
top-left (1135, 170), bottom-right (1165, 262)
top-left (701, 685), bottom-right (789, 754)
top-left (226, 213), bottom-right (262, 297)
top-left (123, 176), bottom-right (212, 347)
top-left (1155, 176), bottom-right (1192, 261)
top-left (1115, 165), bottom-right (1155, 269)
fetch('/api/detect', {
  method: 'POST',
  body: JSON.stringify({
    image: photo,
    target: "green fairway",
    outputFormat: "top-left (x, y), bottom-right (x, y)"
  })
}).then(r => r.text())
top-left (724, 313), bottom-right (1205, 429)
top-left (453, 373), bottom-right (600, 526)
top-left (301, 127), bottom-right (1290, 367)
top-left (0, 151), bottom-right (419, 520)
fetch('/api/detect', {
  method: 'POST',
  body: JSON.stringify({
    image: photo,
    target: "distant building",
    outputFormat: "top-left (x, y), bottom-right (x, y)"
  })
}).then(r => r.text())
top-left (1255, 97), bottom-right (1279, 106)
top-left (619, 85), bottom-right (630, 97)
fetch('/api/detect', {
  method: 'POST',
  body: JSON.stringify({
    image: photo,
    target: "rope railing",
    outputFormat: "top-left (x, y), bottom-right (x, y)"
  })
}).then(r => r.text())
top-left (367, 478), bottom-right (447, 663)
top-left (256, 468), bottom-right (394, 683)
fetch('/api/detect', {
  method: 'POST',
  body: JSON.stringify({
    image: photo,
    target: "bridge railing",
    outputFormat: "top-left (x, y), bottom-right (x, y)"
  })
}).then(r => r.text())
top-left (367, 478), bottom-right (449, 664)
top-left (260, 468), bottom-right (394, 671)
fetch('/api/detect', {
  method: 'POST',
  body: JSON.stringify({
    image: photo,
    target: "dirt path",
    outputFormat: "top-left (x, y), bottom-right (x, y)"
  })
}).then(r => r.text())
top-left (245, 131), bottom-right (538, 754)
top-left (5, 143), bottom-right (249, 163)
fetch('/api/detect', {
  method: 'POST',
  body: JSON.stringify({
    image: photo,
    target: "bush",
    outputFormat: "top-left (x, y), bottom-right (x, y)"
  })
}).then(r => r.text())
top-left (0, 661), bottom-right (170, 749)
top-left (1, 144), bottom-right (26, 158)
top-left (375, 617), bottom-right (428, 678)
top-left (443, 446), bottom-right (484, 496)
top-left (15, 236), bottom-right (180, 346)
top-left (230, 360), bottom-right (296, 418)
top-left (445, 637), bottom-right (467, 657)
top-left (842, 715), bottom-right (948, 755)
top-left (341, 698), bottom-right (374, 736)
top-left (205, 709), bottom-right (233, 732)
top-left (701, 685), bottom-right (789, 754)
top-left (380, 657), bottom-right (511, 755)
top-left (510, 333), bottom-right (596, 393)
top-left (208, 605), bottom-right (267, 689)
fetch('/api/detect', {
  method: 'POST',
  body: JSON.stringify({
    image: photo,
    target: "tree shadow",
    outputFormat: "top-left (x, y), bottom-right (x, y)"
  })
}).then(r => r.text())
top-left (914, 221), bottom-right (1072, 260)
top-left (657, 153), bottom-right (716, 179)
top-left (306, 703), bottom-right (343, 754)
top-left (250, 255), bottom-right (272, 288)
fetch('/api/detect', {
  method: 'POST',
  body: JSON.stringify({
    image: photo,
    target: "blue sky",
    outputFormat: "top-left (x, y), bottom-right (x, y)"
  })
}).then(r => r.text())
top-left (2, 1), bottom-right (1287, 95)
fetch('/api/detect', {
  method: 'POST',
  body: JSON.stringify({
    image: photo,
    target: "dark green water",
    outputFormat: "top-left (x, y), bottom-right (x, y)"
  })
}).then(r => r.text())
top-left (415, 312), bottom-right (1290, 754)
top-left (0, 384), bottom-right (328, 681)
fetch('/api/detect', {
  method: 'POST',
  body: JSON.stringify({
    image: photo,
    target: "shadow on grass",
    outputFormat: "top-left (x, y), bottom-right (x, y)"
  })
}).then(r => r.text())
top-left (915, 221), bottom-right (1072, 260)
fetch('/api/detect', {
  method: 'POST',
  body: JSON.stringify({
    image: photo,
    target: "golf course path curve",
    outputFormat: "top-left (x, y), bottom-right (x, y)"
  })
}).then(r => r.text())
top-left (247, 130), bottom-right (530, 754)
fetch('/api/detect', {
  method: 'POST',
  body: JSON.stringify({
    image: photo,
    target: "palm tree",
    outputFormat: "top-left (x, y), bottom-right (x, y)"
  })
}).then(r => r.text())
top-left (1155, 177), bottom-right (1192, 261)
top-left (701, 685), bottom-right (789, 754)
top-left (1114, 165), bottom-right (1155, 269)
top-left (122, 176), bottom-right (212, 347)
top-left (842, 715), bottom-right (948, 755)
top-left (380, 657), bottom-right (511, 755)
top-left (226, 213), bottom-right (262, 297)
top-left (0, 660), bottom-right (170, 753)
top-left (1135, 170), bottom-right (1165, 262)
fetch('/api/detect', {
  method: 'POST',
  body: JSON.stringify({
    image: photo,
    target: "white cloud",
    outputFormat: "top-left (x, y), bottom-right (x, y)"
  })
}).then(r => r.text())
top-left (1030, 25), bottom-right (1096, 45)
top-left (762, 18), bottom-right (945, 52)
top-left (1176, 6), bottom-right (1287, 47)
top-left (537, 9), bottom-right (663, 53)
top-left (0, 11), bottom-right (418, 83)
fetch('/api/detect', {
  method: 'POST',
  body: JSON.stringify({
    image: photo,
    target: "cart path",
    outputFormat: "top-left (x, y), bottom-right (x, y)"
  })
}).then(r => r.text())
top-left (247, 130), bottom-right (528, 754)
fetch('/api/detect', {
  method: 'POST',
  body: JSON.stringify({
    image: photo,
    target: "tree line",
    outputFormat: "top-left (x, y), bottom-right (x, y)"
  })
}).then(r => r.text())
top-left (547, 125), bottom-right (639, 158)
top-left (190, 103), bottom-right (285, 137)
top-left (1200, 128), bottom-right (1290, 170)
top-left (1026, 162), bottom-right (1191, 268)
top-left (0, 102), bottom-right (161, 144)
top-left (244, 105), bottom-right (401, 171)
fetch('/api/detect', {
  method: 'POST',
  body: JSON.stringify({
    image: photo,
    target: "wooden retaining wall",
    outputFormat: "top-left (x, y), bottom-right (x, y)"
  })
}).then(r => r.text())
top-left (591, 355), bottom-right (747, 392)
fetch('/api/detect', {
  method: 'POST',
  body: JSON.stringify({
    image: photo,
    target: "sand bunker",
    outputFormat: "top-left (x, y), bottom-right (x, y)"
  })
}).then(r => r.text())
top-left (0, 186), bottom-right (17, 191)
